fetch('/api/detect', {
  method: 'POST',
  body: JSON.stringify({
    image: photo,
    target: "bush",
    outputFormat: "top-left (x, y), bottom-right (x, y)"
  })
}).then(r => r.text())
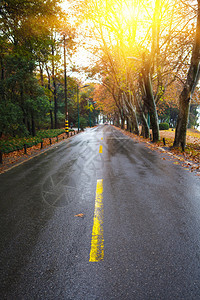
top-left (37, 129), bottom-right (65, 139)
top-left (0, 129), bottom-right (65, 154)
top-left (159, 122), bottom-right (169, 130)
top-left (79, 117), bottom-right (88, 130)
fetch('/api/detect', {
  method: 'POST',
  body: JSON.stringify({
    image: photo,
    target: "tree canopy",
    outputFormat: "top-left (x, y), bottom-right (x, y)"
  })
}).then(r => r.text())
top-left (72, 0), bottom-right (200, 146)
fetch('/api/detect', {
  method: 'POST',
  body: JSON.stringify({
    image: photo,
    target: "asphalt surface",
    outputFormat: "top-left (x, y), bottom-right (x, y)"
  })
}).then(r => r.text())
top-left (0, 125), bottom-right (200, 300)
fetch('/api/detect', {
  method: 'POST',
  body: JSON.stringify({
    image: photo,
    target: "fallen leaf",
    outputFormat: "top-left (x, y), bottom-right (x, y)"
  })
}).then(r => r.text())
top-left (74, 213), bottom-right (84, 218)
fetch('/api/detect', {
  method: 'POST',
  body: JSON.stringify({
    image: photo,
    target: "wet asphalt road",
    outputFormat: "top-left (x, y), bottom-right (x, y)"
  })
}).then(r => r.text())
top-left (0, 125), bottom-right (200, 300)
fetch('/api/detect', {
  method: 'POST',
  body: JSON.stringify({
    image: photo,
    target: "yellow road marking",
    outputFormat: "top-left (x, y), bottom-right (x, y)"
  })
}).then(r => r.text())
top-left (89, 179), bottom-right (104, 262)
top-left (99, 145), bottom-right (103, 153)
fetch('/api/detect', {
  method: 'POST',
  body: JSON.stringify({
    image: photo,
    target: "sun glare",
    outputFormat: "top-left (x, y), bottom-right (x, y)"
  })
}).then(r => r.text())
top-left (102, 0), bottom-right (156, 37)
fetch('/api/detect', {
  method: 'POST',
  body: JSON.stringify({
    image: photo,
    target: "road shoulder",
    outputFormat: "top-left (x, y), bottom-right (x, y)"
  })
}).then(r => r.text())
top-left (112, 125), bottom-right (200, 177)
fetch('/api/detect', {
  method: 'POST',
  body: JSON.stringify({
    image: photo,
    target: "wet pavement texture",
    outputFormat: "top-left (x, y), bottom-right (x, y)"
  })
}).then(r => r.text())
top-left (0, 125), bottom-right (200, 299)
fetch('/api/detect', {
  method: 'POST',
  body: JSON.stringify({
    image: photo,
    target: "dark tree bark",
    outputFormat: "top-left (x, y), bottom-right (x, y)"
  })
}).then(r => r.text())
top-left (132, 87), bottom-right (149, 138)
top-left (174, 0), bottom-right (200, 149)
top-left (49, 99), bottom-right (54, 129)
top-left (39, 63), bottom-right (44, 86)
top-left (142, 62), bottom-right (160, 142)
top-left (121, 114), bottom-right (125, 129)
top-left (126, 116), bottom-right (130, 131)
top-left (115, 114), bottom-right (120, 127)
top-left (52, 45), bottom-right (57, 129)
top-left (131, 112), bottom-right (139, 135)
top-left (53, 76), bottom-right (57, 129)
top-left (46, 66), bottom-right (54, 129)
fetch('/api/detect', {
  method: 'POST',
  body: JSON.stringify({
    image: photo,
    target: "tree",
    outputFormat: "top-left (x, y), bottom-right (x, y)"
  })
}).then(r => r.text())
top-left (74, 0), bottom-right (198, 144)
top-left (174, 0), bottom-right (200, 149)
top-left (0, 55), bottom-right (49, 136)
top-left (93, 84), bottom-right (117, 123)
top-left (0, 0), bottom-right (78, 135)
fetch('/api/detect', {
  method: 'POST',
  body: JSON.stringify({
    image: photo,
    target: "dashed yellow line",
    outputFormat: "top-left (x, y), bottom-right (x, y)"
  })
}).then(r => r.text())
top-left (89, 179), bottom-right (104, 262)
top-left (99, 145), bottom-right (103, 153)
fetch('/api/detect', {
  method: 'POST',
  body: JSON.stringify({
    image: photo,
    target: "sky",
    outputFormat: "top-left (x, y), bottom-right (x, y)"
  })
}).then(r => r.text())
top-left (60, 0), bottom-right (96, 83)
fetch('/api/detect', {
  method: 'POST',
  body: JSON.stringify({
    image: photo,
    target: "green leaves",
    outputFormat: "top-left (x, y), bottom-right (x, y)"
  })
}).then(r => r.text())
top-left (0, 129), bottom-right (65, 153)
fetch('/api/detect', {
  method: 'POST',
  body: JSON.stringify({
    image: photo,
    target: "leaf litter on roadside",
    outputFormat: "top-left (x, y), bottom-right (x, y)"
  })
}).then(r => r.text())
top-left (114, 126), bottom-right (200, 176)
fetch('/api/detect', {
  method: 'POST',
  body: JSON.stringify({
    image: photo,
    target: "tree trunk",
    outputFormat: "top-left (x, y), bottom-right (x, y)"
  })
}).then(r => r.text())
top-left (39, 63), bottom-right (44, 86)
top-left (126, 117), bottom-right (130, 131)
top-left (173, 88), bottom-right (191, 149)
top-left (115, 114), bottom-right (120, 127)
top-left (135, 93), bottom-right (150, 138)
top-left (131, 111), bottom-right (139, 135)
top-left (122, 92), bottom-right (140, 135)
top-left (53, 78), bottom-right (57, 129)
top-left (143, 67), bottom-right (160, 142)
top-left (121, 116), bottom-right (125, 129)
top-left (141, 115), bottom-right (149, 138)
top-left (50, 99), bottom-right (54, 129)
top-left (52, 46), bottom-right (57, 129)
top-left (174, 0), bottom-right (200, 149)
top-left (46, 68), bottom-right (54, 129)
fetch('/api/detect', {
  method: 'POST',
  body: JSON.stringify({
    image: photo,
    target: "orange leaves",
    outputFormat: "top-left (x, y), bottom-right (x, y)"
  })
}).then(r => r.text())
top-left (74, 213), bottom-right (85, 218)
top-left (93, 84), bottom-right (117, 115)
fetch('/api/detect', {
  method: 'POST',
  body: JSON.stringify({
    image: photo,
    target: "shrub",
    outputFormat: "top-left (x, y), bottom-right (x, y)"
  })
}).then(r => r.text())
top-left (159, 123), bottom-right (169, 130)
top-left (79, 117), bottom-right (88, 130)
top-left (0, 129), bottom-right (65, 154)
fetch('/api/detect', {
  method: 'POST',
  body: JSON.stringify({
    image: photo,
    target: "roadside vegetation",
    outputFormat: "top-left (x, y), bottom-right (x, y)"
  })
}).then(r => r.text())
top-left (0, 0), bottom-right (98, 141)
top-left (0, 129), bottom-right (66, 154)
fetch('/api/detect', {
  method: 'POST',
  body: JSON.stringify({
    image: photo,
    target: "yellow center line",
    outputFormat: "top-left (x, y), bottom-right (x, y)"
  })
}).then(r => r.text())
top-left (89, 179), bottom-right (104, 262)
top-left (99, 145), bottom-right (103, 153)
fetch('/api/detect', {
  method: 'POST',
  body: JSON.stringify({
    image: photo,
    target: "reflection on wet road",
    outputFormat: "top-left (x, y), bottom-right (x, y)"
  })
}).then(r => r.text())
top-left (0, 125), bottom-right (200, 299)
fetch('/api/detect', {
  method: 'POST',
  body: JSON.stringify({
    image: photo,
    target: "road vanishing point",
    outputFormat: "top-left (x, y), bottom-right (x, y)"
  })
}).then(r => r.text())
top-left (0, 125), bottom-right (200, 299)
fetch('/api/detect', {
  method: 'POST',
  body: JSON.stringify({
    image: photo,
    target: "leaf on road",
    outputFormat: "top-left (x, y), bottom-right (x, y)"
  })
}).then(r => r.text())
top-left (74, 213), bottom-right (84, 218)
